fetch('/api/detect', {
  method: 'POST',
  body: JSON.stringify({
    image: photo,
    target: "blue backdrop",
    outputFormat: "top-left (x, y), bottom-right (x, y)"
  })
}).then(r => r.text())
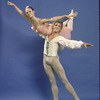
top-left (0, 0), bottom-right (99, 100)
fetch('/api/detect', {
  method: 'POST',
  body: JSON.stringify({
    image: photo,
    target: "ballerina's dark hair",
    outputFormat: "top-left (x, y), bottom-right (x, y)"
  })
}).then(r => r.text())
top-left (25, 6), bottom-right (34, 11)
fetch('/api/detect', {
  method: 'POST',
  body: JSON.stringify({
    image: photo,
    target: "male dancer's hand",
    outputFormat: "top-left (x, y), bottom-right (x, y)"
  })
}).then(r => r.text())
top-left (83, 42), bottom-right (93, 48)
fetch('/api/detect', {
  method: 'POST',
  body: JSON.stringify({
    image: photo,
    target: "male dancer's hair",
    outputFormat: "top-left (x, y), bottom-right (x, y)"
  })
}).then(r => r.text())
top-left (53, 20), bottom-right (63, 29)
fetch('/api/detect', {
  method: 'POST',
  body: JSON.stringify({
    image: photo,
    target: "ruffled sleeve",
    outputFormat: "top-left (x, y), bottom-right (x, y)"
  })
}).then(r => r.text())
top-left (58, 36), bottom-right (84, 49)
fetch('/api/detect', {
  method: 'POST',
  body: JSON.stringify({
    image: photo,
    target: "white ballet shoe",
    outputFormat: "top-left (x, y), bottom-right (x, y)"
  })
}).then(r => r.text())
top-left (69, 9), bottom-right (78, 18)
top-left (69, 9), bottom-right (74, 15)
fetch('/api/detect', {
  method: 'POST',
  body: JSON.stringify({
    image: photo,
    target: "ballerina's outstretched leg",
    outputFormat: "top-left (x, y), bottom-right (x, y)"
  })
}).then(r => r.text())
top-left (63, 9), bottom-right (78, 31)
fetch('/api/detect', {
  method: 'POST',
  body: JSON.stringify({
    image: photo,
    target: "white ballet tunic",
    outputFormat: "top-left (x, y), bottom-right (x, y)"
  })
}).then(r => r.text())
top-left (42, 35), bottom-right (84, 57)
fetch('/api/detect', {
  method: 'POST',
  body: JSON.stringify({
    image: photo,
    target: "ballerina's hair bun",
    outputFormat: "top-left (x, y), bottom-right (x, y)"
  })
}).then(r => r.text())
top-left (25, 6), bottom-right (34, 11)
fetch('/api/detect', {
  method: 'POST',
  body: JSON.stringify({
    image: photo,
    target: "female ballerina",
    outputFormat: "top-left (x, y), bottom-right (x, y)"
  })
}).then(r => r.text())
top-left (8, 1), bottom-right (77, 40)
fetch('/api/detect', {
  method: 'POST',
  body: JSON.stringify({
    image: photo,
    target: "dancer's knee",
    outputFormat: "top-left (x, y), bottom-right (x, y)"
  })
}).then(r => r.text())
top-left (61, 78), bottom-right (69, 85)
top-left (50, 78), bottom-right (56, 85)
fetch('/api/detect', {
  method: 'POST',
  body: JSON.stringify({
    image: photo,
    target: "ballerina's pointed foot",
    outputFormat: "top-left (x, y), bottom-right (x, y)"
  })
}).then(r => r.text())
top-left (69, 9), bottom-right (78, 18)
top-left (69, 12), bottom-right (78, 18)
top-left (69, 9), bottom-right (74, 15)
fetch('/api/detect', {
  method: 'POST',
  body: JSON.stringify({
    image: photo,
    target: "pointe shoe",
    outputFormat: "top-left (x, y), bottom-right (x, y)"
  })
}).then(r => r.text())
top-left (68, 9), bottom-right (78, 18)
top-left (69, 12), bottom-right (78, 18)
top-left (69, 9), bottom-right (74, 15)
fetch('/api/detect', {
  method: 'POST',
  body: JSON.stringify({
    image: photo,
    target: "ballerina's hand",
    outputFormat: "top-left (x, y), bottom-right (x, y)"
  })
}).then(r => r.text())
top-left (69, 12), bottom-right (78, 18)
top-left (83, 43), bottom-right (93, 48)
top-left (8, 1), bottom-right (15, 6)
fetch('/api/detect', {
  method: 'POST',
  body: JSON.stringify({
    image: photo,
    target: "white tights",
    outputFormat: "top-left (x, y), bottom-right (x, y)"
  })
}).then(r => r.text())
top-left (43, 55), bottom-right (80, 100)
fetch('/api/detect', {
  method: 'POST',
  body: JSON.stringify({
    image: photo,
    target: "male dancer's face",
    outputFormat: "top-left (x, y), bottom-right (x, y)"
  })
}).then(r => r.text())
top-left (53, 23), bottom-right (62, 33)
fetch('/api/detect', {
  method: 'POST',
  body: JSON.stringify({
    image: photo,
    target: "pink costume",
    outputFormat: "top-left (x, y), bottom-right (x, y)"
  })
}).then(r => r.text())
top-left (37, 23), bottom-right (71, 51)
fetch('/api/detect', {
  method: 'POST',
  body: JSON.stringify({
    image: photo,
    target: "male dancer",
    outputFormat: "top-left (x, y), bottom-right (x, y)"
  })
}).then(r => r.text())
top-left (41, 20), bottom-right (93, 100)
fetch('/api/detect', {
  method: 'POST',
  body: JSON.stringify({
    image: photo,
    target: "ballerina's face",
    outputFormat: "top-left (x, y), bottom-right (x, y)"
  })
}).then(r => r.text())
top-left (53, 23), bottom-right (62, 33)
top-left (25, 8), bottom-right (35, 19)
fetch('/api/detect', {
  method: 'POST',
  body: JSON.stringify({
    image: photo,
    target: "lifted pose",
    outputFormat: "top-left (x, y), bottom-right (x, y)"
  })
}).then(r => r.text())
top-left (8, 1), bottom-right (77, 40)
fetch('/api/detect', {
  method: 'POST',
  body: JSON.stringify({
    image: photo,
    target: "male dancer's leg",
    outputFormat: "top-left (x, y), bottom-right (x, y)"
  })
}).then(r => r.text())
top-left (43, 55), bottom-right (59, 100)
top-left (52, 56), bottom-right (80, 100)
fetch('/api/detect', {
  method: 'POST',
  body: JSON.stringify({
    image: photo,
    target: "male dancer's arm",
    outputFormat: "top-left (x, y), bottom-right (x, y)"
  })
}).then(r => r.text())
top-left (58, 37), bottom-right (93, 49)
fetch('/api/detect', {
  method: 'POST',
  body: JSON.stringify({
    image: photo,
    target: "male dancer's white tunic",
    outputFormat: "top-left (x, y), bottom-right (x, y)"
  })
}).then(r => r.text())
top-left (43, 35), bottom-right (83, 56)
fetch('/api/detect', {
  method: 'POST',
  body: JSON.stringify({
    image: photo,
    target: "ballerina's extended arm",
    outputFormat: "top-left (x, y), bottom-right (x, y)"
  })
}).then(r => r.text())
top-left (8, 1), bottom-right (30, 21)
top-left (41, 14), bottom-right (74, 23)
